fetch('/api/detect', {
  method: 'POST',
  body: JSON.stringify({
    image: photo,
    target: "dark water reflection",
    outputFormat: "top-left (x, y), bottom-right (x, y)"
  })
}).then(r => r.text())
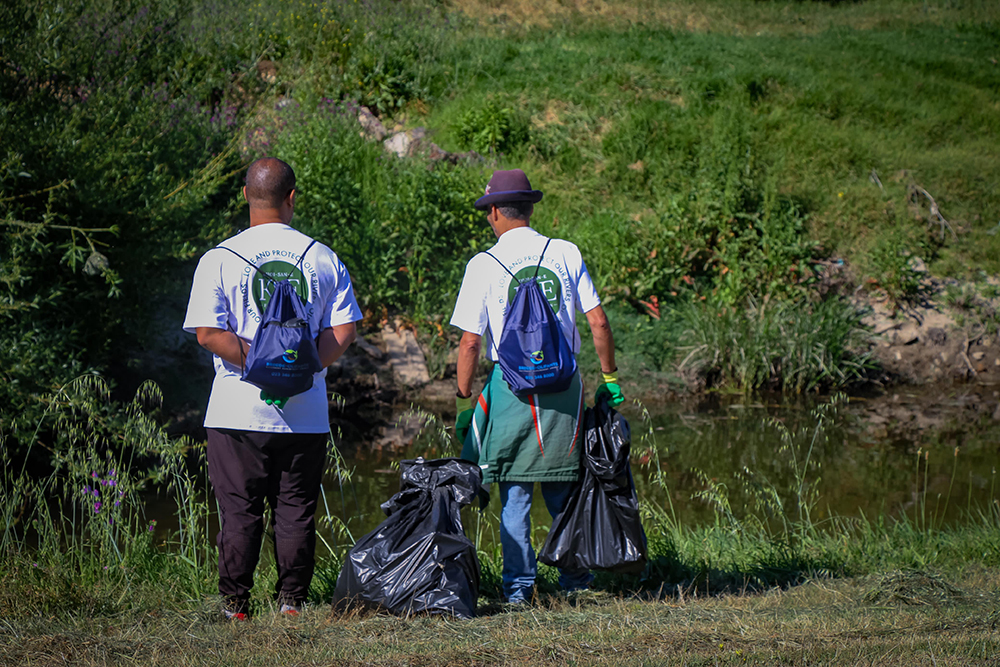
top-left (323, 386), bottom-right (1000, 548)
top-left (144, 386), bottom-right (1000, 550)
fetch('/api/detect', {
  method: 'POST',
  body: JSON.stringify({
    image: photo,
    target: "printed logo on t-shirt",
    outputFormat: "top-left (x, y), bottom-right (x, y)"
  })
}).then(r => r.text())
top-left (507, 266), bottom-right (562, 312)
top-left (252, 261), bottom-right (308, 313)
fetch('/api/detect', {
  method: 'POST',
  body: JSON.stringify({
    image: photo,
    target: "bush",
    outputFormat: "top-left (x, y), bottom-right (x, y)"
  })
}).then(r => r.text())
top-left (578, 98), bottom-right (818, 308)
top-left (455, 98), bottom-right (530, 155)
top-left (270, 100), bottom-right (495, 320)
top-left (676, 297), bottom-right (873, 392)
top-left (0, 0), bottom-right (263, 451)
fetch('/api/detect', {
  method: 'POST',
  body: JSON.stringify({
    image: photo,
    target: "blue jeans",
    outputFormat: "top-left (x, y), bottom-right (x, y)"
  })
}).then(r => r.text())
top-left (499, 481), bottom-right (593, 603)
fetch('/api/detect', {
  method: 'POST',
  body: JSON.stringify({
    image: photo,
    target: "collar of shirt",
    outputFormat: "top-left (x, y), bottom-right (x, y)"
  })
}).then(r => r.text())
top-left (493, 226), bottom-right (542, 249)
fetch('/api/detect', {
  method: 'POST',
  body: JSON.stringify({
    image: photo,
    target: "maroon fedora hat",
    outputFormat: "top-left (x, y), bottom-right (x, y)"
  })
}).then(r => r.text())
top-left (474, 169), bottom-right (543, 211)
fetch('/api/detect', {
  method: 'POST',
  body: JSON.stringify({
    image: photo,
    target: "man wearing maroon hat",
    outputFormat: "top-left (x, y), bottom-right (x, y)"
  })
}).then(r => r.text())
top-left (450, 168), bottom-right (624, 604)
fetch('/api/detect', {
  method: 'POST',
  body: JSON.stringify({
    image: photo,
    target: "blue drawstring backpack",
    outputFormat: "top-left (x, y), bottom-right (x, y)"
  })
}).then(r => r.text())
top-left (217, 240), bottom-right (322, 398)
top-left (486, 239), bottom-right (577, 396)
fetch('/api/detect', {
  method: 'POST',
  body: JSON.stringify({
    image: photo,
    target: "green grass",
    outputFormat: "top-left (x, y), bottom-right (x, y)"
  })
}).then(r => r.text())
top-left (3, 381), bottom-right (1000, 664)
top-left (2, 572), bottom-right (999, 666)
top-left (420, 11), bottom-right (1000, 279)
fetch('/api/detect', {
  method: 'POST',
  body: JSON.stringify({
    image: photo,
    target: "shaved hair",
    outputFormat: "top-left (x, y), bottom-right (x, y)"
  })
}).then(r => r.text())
top-left (496, 202), bottom-right (533, 222)
top-left (245, 157), bottom-right (296, 208)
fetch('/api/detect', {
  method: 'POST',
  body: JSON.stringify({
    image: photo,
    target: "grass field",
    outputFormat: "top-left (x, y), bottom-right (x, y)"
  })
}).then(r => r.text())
top-left (4, 2), bottom-right (1000, 664)
top-left (2, 570), bottom-right (998, 665)
top-left (3, 383), bottom-right (1000, 665)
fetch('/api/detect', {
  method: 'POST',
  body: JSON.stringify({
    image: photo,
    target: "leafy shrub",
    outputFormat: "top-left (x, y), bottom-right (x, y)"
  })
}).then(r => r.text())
top-left (455, 98), bottom-right (530, 155)
top-left (0, 0), bottom-right (265, 452)
top-left (271, 100), bottom-right (494, 320)
top-left (580, 99), bottom-right (817, 308)
top-left (867, 233), bottom-right (926, 308)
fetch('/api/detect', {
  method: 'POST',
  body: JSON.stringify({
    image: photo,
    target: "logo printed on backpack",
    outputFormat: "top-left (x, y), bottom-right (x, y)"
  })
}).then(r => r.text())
top-left (282, 349), bottom-right (298, 364)
top-left (486, 239), bottom-right (577, 396)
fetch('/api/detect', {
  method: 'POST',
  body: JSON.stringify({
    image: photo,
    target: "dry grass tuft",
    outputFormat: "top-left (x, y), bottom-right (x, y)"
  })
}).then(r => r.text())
top-left (864, 570), bottom-right (969, 607)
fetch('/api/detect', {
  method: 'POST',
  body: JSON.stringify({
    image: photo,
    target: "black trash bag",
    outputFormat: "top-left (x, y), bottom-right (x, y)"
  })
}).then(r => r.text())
top-left (537, 396), bottom-right (647, 574)
top-left (332, 457), bottom-right (489, 619)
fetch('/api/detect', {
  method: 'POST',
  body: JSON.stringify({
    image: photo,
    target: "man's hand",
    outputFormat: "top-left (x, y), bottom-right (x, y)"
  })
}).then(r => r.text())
top-left (455, 394), bottom-right (474, 444)
top-left (595, 369), bottom-right (625, 407)
top-left (260, 390), bottom-right (289, 409)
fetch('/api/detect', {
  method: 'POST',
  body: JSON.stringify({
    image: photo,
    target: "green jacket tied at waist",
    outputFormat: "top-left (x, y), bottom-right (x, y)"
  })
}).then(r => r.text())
top-left (461, 366), bottom-right (585, 484)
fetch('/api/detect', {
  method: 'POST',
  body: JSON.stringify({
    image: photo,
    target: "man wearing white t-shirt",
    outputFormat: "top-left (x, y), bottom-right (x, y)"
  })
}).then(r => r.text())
top-left (183, 158), bottom-right (362, 620)
top-left (450, 169), bottom-right (624, 604)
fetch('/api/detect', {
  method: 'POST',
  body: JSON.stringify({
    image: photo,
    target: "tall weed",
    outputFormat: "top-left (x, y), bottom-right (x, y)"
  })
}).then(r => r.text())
top-left (677, 297), bottom-right (873, 392)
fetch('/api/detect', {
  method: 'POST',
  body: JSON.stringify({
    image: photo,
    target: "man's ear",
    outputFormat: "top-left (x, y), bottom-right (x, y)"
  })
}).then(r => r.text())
top-left (287, 189), bottom-right (296, 208)
top-left (242, 186), bottom-right (248, 203)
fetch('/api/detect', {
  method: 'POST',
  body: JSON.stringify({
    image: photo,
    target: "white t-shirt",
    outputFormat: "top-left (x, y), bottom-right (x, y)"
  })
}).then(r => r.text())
top-left (450, 226), bottom-right (601, 361)
top-left (183, 223), bottom-right (363, 433)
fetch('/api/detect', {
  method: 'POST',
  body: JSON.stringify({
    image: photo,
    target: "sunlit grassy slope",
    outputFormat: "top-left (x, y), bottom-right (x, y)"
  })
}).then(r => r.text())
top-left (420, 0), bottom-right (1000, 281)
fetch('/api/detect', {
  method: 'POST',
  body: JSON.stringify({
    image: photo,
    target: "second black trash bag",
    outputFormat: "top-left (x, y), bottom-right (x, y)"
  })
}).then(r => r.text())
top-left (537, 396), bottom-right (647, 574)
top-left (332, 457), bottom-right (489, 619)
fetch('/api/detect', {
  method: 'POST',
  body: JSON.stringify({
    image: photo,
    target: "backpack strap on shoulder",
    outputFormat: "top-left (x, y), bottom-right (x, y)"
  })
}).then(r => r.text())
top-left (533, 239), bottom-right (552, 280)
top-left (296, 240), bottom-right (317, 271)
top-left (484, 251), bottom-right (519, 285)
top-left (214, 246), bottom-right (278, 283)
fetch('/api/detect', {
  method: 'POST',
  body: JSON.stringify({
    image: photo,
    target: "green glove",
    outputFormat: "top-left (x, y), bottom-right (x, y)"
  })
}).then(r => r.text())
top-left (260, 390), bottom-right (289, 409)
top-left (455, 394), bottom-right (474, 444)
top-left (595, 369), bottom-right (625, 407)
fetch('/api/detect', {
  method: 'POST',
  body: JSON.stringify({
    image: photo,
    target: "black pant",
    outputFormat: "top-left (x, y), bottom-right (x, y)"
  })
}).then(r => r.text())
top-left (206, 429), bottom-right (327, 608)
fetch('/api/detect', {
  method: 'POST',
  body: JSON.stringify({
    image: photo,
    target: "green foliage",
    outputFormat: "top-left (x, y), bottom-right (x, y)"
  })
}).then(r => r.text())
top-left (455, 98), bottom-right (530, 155)
top-left (1, 379), bottom-right (216, 604)
top-left (0, 0), bottom-right (262, 448)
top-left (272, 100), bottom-right (494, 320)
top-left (867, 233), bottom-right (926, 307)
top-left (575, 99), bottom-right (818, 308)
top-left (253, 0), bottom-right (458, 114)
top-left (676, 297), bottom-right (873, 392)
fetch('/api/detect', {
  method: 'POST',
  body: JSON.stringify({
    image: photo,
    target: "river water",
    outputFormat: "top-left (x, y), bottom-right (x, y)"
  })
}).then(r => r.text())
top-left (139, 384), bottom-right (999, 551)
top-left (316, 384), bottom-right (1000, 548)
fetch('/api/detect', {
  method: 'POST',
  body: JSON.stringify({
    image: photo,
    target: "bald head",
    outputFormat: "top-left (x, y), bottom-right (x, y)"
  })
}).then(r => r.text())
top-left (245, 157), bottom-right (295, 209)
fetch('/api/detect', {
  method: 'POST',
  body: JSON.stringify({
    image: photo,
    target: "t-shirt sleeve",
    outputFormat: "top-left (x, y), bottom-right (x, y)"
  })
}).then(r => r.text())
top-left (322, 251), bottom-right (364, 328)
top-left (182, 252), bottom-right (229, 334)
top-left (574, 249), bottom-right (602, 314)
top-left (449, 255), bottom-right (490, 335)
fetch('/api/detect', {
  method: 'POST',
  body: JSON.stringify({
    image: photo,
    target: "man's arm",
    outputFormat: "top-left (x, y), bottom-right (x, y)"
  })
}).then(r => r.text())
top-left (456, 330), bottom-right (482, 398)
top-left (585, 305), bottom-right (616, 373)
top-left (317, 322), bottom-right (357, 368)
top-left (196, 327), bottom-right (249, 368)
